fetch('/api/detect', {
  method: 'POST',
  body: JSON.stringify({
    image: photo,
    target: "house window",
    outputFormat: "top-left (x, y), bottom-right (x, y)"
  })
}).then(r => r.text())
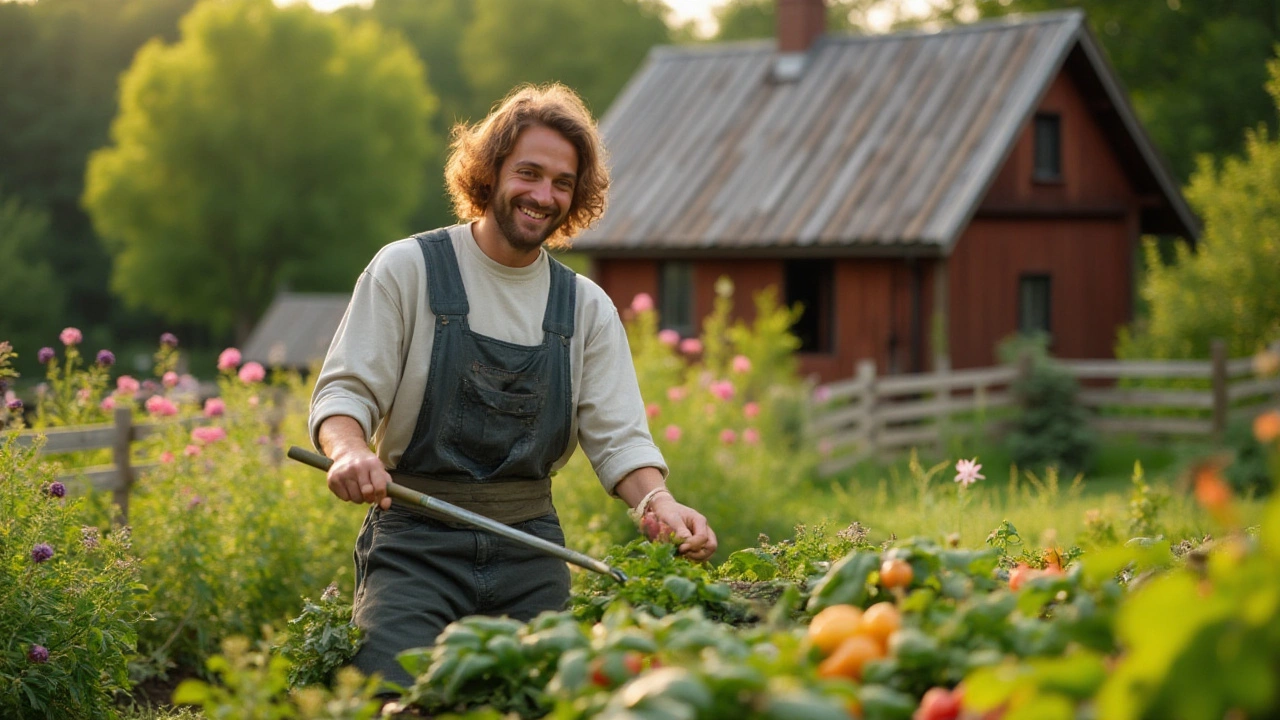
top-left (785, 260), bottom-right (834, 353)
top-left (1033, 113), bottom-right (1062, 181)
top-left (1018, 274), bottom-right (1051, 337)
top-left (659, 261), bottom-right (694, 336)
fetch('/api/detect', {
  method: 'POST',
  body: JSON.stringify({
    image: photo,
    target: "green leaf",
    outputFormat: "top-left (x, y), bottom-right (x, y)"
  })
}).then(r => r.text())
top-left (171, 679), bottom-right (210, 705)
top-left (662, 576), bottom-right (697, 603)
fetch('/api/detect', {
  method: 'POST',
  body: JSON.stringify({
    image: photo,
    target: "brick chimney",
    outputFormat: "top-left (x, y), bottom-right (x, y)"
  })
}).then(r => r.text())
top-left (776, 0), bottom-right (825, 53)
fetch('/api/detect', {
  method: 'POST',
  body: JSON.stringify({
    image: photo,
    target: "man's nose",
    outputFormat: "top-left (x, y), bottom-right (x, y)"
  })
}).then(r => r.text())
top-left (530, 179), bottom-right (554, 206)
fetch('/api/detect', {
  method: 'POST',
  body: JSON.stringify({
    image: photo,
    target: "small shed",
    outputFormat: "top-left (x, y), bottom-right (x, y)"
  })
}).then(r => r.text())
top-left (241, 292), bottom-right (349, 370)
top-left (572, 3), bottom-right (1198, 383)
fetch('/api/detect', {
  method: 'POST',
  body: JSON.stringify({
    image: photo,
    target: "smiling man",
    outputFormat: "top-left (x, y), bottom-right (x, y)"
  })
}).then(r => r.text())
top-left (308, 83), bottom-right (717, 690)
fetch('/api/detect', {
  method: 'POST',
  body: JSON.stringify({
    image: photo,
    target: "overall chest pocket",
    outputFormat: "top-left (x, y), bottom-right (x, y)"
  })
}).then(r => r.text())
top-left (445, 363), bottom-right (544, 478)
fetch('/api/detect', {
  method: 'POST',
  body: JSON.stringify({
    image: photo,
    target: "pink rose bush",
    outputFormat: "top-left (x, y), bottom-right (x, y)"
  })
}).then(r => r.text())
top-left (238, 362), bottom-right (265, 384)
top-left (217, 348), bottom-right (242, 372)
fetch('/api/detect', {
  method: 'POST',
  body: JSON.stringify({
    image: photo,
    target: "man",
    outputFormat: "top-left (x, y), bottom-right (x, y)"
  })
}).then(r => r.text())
top-left (309, 83), bottom-right (717, 688)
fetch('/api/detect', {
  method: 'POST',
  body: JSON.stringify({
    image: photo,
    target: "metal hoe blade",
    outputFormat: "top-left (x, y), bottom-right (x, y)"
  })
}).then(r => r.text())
top-left (287, 446), bottom-right (628, 584)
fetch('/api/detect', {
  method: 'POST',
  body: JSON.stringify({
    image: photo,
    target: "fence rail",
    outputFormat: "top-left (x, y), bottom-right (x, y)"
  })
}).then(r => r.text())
top-left (812, 339), bottom-right (1280, 477)
top-left (7, 399), bottom-right (287, 522)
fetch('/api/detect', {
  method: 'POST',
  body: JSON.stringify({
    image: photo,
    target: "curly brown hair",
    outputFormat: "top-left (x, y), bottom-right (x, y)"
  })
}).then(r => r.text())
top-left (445, 83), bottom-right (610, 248)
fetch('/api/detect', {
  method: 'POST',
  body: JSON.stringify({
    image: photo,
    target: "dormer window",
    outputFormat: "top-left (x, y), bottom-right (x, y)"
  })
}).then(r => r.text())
top-left (1033, 113), bottom-right (1062, 182)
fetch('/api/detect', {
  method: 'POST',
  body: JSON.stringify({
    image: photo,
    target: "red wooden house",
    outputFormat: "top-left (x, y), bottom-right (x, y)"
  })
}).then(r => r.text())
top-left (571, 1), bottom-right (1198, 384)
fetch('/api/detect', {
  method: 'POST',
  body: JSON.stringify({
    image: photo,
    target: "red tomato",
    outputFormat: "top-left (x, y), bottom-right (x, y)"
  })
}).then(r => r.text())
top-left (914, 687), bottom-right (961, 720)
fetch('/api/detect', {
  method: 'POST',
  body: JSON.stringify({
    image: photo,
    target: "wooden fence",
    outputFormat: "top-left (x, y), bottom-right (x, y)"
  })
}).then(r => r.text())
top-left (8, 400), bottom-right (288, 522)
top-left (812, 340), bottom-right (1280, 477)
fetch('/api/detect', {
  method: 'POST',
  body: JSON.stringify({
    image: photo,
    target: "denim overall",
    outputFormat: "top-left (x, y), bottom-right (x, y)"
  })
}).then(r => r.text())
top-left (350, 229), bottom-right (576, 688)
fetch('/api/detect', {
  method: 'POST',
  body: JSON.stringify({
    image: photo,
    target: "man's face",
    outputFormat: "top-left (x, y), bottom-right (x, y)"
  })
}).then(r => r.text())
top-left (490, 125), bottom-right (578, 252)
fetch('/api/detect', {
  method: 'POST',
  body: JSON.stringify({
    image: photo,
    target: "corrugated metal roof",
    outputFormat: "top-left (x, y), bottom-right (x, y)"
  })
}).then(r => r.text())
top-left (574, 10), bottom-right (1193, 254)
top-left (242, 292), bottom-right (349, 369)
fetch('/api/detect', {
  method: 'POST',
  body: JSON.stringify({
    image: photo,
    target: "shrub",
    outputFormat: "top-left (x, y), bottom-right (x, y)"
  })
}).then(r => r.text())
top-left (0, 436), bottom-right (143, 720)
top-left (1001, 335), bottom-right (1097, 476)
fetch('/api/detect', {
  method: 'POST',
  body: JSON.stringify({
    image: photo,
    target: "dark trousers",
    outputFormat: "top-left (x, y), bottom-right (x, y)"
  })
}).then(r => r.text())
top-left (350, 505), bottom-right (572, 688)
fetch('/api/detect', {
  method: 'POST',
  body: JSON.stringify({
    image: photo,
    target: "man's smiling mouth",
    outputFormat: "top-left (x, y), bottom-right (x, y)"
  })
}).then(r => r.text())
top-left (518, 206), bottom-right (549, 221)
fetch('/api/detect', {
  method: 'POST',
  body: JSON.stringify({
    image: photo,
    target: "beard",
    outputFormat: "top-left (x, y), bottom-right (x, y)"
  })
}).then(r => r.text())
top-left (492, 194), bottom-right (565, 253)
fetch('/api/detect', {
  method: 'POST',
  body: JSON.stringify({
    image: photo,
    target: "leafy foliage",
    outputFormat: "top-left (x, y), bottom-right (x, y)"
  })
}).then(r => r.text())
top-left (0, 437), bottom-right (144, 720)
top-left (83, 0), bottom-right (439, 339)
top-left (0, 196), bottom-right (65, 377)
top-left (274, 584), bottom-right (364, 689)
top-left (1119, 56), bottom-right (1280, 361)
top-left (1002, 336), bottom-right (1097, 476)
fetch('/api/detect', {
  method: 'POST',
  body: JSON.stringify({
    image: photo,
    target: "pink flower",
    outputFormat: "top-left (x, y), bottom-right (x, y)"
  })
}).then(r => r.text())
top-left (76, 388), bottom-right (91, 403)
top-left (813, 385), bottom-right (832, 403)
top-left (256, 435), bottom-right (270, 445)
top-left (162, 371), bottom-right (179, 388)
top-left (100, 395), bottom-right (116, 411)
top-left (59, 327), bottom-right (82, 346)
top-left (646, 402), bottom-right (660, 419)
top-left (744, 401), bottom-right (760, 420)
top-left (116, 376), bottom-right (140, 395)
top-left (818, 439), bottom-right (833, 457)
top-left (248, 395), bottom-right (260, 407)
top-left (217, 348), bottom-right (242, 371)
top-left (709, 380), bottom-right (735, 401)
top-left (631, 293), bottom-right (654, 313)
top-left (731, 355), bottom-right (752, 374)
top-left (657, 329), bottom-right (680, 347)
top-left (203, 398), bottom-right (226, 417)
top-left (145, 395), bottom-right (178, 417)
top-left (238, 361), bottom-right (266, 384)
top-left (183, 444), bottom-right (202, 457)
top-left (664, 425), bottom-right (682, 442)
top-left (159, 451), bottom-right (175, 464)
top-left (719, 428), bottom-right (738, 445)
top-left (743, 427), bottom-right (761, 445)
top-left (666, 386), bottom-right (687, 402)
top-left (954, 458), bottom-right (985, 487)
top-left (191, 426), bottom-right (227, 445)
top-left (679, 338), bottom-right (703, 355)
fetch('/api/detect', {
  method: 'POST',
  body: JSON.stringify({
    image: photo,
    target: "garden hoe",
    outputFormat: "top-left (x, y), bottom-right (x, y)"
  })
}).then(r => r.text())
top-left (286, 445), bottom-right (628, 584)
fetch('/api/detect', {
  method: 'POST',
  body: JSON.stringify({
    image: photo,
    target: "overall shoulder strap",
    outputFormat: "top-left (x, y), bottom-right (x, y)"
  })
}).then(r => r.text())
top-left (542, 255), bottom-right (577, 339)
top-left (414, 229), bottom-right (469, 316)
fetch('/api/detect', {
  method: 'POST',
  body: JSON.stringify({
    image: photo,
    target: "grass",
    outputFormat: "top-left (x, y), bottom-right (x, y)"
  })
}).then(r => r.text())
top-left (782, 432), bottom-right (1259, 551)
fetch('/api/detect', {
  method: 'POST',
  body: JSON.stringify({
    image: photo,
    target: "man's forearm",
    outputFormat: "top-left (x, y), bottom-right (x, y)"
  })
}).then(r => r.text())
top-left (613, 466), bottom-right (667, 509)
top-left (317, 415), bottom-right (372, 460)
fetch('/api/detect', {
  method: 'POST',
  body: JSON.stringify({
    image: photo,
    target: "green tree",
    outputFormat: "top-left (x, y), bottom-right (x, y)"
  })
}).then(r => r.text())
top-left (0, 0), bottom-right (199, 340)
top-left (1119, 56), bottom-right (1280, 360)
top-left (460, 0), bottom-right (671, 118)
top-left (970, 0), bottom-right (1280, 182)
top-left (0, 195), bottom-right (66, 376)
top-left (368, 0), bottom-right (477, 232)
top-left (84, 0), bottom-right (438, 341)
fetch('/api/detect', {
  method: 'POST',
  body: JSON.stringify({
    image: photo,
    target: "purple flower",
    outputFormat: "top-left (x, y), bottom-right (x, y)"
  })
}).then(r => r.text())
top-left (96, 349), bottom-right (115, 366)
top-left (6, 398), bottom-right (22, 411)
top-left (28, 645), bottom-right (49, 664)
top-left (47, 482), bottom-right (66, 498)
top-left (37, 347), bottom-right (55, 364)
top-left (160, 332), bottom-right (179, 348)
top-left (31, 543), bottom-right (54, 563)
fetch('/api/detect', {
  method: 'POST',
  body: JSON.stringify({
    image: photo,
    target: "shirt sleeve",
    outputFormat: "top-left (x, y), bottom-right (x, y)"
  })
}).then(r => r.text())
top-left (308, 266), bottom-right (406, 450)
top-left (574, 302), bottom-right (668, 495)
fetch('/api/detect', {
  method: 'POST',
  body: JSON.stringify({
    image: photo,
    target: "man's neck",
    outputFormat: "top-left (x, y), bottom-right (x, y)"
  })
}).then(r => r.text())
top-left (471, 217), bottom-right (541, 268)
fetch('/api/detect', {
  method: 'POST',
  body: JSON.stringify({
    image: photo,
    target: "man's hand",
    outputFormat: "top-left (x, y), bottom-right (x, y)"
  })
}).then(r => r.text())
top-left (645, 494), bottom-right (717, 562)
top-left (317, 415), bottom-right (392, 510)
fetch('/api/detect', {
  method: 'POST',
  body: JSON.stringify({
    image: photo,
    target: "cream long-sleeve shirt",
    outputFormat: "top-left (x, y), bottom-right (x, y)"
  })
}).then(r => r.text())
top-left (308, 223), bottom-right (667, 495)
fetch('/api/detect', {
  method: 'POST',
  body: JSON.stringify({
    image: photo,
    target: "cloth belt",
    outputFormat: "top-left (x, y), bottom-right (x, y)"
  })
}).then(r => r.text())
top-left (389, 472), bottom-right (554, 526)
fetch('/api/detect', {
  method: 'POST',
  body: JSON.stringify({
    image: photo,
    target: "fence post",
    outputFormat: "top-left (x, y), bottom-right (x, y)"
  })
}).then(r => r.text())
top-left (1211, 338), bottom-right (1228, 442)
top-left (856, 359), bottom-right (878, 458)
top-left (934, 354), bottom-right (951, 443)
top-left (112, 406), bottom-right (134, 524)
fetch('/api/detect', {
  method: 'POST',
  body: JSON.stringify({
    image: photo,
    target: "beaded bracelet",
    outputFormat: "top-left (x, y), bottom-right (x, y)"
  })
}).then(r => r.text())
top-left (628, 486), bottom-right (672, 524)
